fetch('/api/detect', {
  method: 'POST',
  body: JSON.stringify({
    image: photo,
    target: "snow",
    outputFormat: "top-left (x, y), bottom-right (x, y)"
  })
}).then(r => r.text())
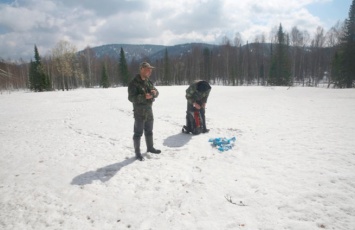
top-left (1, 86), bottom-right (355, 230)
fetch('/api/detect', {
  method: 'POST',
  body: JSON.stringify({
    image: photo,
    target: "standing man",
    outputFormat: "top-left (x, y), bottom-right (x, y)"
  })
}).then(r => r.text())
top-left (128, 62), bottom-right (161, 161)
top-left (183, 80), bottom-right (211, 135)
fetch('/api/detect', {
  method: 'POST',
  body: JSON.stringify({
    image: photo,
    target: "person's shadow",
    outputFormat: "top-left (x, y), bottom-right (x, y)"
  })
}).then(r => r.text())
top-left (71, 133), bottom-right (192, 186)
top-left (71, 157), bottom-right (137, 186)
top-left (163, 132), bottom-right (192, 148)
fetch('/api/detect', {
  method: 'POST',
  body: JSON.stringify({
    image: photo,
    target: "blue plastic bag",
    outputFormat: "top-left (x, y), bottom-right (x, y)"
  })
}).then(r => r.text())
top-left (209, 137), bottom-right (236, 152)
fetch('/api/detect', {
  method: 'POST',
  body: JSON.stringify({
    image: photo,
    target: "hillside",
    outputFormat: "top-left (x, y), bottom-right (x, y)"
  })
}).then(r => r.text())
top-left (79, 43), bottom-right (218, 62)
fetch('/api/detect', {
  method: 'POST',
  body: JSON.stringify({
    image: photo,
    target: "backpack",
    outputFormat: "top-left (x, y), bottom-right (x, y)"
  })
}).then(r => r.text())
top-left (182, 110), bottom-right (202, 135)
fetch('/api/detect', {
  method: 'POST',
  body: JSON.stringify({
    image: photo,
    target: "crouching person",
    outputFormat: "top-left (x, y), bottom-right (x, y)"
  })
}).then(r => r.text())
top-left (183, 80), bottom-right (211, 135)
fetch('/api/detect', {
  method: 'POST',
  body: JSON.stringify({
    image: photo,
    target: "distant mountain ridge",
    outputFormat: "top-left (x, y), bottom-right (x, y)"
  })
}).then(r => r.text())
top-left (81, 43), bottom-right (218, 62)
top-left (88, 44), bottom-right (166, 62)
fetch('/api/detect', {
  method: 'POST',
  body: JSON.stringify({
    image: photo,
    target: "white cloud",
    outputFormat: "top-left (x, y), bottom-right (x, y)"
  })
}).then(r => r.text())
top-left (0, 0), bottom-right (348, 61)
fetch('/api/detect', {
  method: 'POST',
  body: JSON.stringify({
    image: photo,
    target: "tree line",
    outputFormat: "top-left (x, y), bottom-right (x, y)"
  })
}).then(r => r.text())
top-left (1, 1), bottom-right (354, 92)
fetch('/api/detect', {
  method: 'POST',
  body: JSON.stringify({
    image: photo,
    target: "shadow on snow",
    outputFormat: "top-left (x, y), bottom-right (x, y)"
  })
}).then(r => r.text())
top-left (71, 157), bottom-right (136, 186)
top-left (71, 133), bottom-right (192, 186)
top-left (163, 132), bottom-right (192, 148)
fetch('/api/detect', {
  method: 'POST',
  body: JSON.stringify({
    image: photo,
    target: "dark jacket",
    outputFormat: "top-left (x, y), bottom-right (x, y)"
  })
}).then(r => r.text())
top-left (185, 80), bottom-right (211, 105)
top-left (128, 74), bottom-right (159, 109)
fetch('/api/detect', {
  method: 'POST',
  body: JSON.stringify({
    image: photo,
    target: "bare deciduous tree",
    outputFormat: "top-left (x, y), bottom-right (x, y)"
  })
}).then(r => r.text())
top-left (51, 40), bottom-right (80, 90)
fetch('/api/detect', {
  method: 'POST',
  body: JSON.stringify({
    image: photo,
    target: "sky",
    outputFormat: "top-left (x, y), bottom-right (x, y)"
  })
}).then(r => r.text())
top-left (0, 0), bottom-right (353, 61)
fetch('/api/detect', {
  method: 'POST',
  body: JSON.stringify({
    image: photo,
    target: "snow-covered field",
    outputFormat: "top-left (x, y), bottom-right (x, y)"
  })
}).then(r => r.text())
top-left (1, 86), bottom-right (355, 230)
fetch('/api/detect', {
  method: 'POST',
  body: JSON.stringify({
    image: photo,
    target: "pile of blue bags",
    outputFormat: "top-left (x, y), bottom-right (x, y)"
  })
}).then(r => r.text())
top-left (209, 137), bottom-right (236, 152)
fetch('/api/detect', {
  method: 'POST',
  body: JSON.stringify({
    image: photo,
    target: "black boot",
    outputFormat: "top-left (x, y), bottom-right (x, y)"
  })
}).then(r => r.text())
top-left (183, 111), bottom-right (192, 134)
top-left (145, 135), bottom-right (161, 154)
top-left (134, 138), bottom-right (144, 161)
top-left (182, 125), bottom-right (191, 134)
top-left (202, 128), bottom-right (210, 133)
top-left (201, 109), bottom-right (209, 133)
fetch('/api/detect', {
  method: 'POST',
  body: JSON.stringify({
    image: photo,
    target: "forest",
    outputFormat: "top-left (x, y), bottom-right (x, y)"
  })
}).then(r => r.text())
top-left (1, 2), bottom-right (354, 92)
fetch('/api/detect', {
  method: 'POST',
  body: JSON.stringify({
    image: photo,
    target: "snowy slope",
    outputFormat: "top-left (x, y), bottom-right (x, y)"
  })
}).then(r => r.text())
top-left (1, 86), bottom-right (355, 230)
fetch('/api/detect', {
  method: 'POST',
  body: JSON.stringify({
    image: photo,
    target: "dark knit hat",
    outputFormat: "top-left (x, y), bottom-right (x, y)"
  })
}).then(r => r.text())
top-left (197, 80), bottom-right (211, 92)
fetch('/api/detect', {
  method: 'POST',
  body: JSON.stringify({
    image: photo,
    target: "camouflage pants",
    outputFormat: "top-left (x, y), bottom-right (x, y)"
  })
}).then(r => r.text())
top-left (133, 107), bottom-right (154, 140)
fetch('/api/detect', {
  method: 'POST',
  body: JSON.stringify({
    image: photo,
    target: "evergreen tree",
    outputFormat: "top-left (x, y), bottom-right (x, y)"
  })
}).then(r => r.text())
top-left (163, 48), bottom-right (171, 85)
top-left (333, 0), bottom-right (355, 88)
top-left (269, 24), bottom-right (292, 86)
top-left (29, 45), bottom-right (51, 92)
top-left (119, 47), bottom-right (130, 86)
top-left (331, 51), bottom-right (345, 87)
top-left (202, 48), bottom-right (212, 82)
top-left (100, 63), bottom-right (110, 88)
top-left (29, 60), bottom-right (37, 91)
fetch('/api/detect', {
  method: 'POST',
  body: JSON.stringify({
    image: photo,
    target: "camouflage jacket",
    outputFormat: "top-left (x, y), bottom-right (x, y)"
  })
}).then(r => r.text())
top-left (185, 81), bottom-right (211, 105)
top-left (128, 74), bottom-right (159, 108)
